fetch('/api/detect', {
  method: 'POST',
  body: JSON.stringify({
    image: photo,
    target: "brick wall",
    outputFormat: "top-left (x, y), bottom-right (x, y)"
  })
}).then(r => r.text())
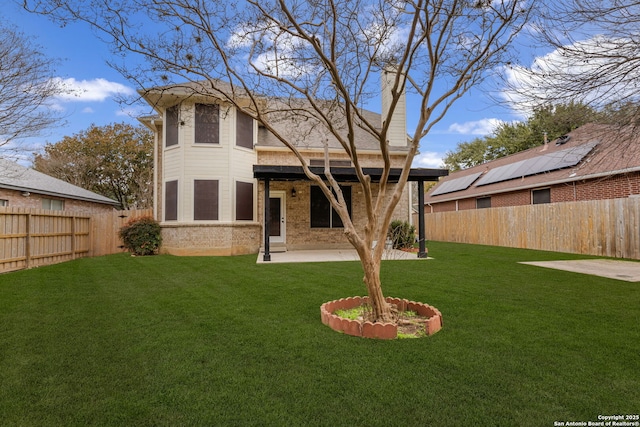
top-left (0, 188), bottom-right (115, 214)
top-left (427, 172), bottom-right (640, 213)
top-left (553, 172), bottom-right (640, 202)
top-left (257, 180), bottom-right (411, 250)
top-left (257, 150), bottom-right (408, 168)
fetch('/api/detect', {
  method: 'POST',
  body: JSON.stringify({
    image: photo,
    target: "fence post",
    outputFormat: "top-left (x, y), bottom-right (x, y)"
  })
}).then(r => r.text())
top-left (71, 215), bottom-right (76, 259)
top-left (25, 213), bottom-right (31, 269)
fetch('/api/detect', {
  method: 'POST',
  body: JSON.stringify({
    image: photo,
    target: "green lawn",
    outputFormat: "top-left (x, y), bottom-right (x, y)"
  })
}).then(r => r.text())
top-left (0, 242), bottom-right (638, 426)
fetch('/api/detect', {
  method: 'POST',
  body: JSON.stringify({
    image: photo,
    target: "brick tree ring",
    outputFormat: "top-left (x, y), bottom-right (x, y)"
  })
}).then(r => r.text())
top-left (320, 296), bottom-right (443, 339)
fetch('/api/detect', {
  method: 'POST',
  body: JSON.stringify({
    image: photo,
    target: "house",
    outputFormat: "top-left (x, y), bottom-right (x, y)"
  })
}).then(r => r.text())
top-left (138, 78), bottom-right (447, 258)
top-left (0, 159), bottom-right (119, 213)
top-left (424, 123), bottom-right (640, 212)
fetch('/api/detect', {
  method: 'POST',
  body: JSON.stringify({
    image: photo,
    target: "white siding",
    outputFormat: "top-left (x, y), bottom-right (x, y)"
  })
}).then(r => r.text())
top-left (163, 102), bottom-right (256, 223)
top-left (381, 67), bottom-right (407, 147)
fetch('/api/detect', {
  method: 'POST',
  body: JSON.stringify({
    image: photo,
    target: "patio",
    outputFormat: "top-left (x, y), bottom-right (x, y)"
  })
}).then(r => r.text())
top-left (256, 248), bottom-right (428, 263)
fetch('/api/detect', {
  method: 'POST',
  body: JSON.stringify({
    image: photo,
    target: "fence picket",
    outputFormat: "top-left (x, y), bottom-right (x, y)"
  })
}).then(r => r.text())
top-left (0, 207), bottom-right (152, 273)
top-left (418, 197), bottom-right (640, 260)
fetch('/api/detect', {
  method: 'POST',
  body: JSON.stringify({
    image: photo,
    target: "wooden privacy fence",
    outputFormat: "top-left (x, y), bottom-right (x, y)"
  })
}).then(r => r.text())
top-left (416, 197), bottom-right (640, 260)
top-left (91, 209), bottom-right (153, 257)
top-left (0, 207), bottom-right (152, 273)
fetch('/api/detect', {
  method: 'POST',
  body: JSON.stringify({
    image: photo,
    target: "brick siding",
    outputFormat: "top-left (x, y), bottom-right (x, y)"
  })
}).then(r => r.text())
top-left (427, 171), bottom-right (640, 212)
top-left (0, 188), bottom-right (115, 214)
top-left (258, 180), bottom-right (411, 250)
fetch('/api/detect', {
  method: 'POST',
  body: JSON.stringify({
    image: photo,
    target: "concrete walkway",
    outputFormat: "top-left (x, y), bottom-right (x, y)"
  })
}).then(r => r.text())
top-left (256, 249), bottom-right (428, 264)
top-left (520, 259), bottom-right (640, 282)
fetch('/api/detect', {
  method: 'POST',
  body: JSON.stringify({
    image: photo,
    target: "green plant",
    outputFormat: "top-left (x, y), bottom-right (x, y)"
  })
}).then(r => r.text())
top-left (0, 242), bottom-right (638, 425)
top-left (388, 220), bottom-right (416, 249)
top-left (334, 307), bottom-right (363, 320)
top-left (118, 216), bottom-right (162, 256)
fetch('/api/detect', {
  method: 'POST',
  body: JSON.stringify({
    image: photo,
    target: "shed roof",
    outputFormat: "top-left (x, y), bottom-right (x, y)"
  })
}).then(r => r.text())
top-left (425, 123), bottom-right (640, 204)
top-left (0, 159), bottom-right (119, 206)
top-left (254, 165), bottom-right (448, 182)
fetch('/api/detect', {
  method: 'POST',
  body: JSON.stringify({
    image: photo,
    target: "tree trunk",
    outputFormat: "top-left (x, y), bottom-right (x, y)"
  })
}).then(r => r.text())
top-left (362, 253), bottom-right (394, 323)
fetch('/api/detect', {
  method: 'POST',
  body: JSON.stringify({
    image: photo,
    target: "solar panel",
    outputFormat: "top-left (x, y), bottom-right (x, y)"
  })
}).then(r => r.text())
top-left (431, 171), bottom-right (483, 196)
top-left (476, 141), bottom-right (598, 186)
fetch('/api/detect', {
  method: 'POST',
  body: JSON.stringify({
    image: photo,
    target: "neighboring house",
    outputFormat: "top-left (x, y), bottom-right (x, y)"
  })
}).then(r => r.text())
top-left (424, 123), bottom-right (640, 212)
top-left (0, 159), bottom-right (119, 213)
top-left (139, 79), bottom-right (447, 257)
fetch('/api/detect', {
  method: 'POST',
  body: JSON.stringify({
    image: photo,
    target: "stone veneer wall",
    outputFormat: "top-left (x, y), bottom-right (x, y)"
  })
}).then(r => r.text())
top-left (160, 223), bottom-right (261, 256)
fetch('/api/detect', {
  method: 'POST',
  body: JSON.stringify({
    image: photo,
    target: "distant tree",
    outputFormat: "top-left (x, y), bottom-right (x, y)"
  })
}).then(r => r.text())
top-left (444, 102), bottom-right (597, 170)
top-left (0, 23), bottom-right (65, 156)
top-left (443, 138), bottom-right (490, 172)
top-left (33, 123), bottom-right (153, 209)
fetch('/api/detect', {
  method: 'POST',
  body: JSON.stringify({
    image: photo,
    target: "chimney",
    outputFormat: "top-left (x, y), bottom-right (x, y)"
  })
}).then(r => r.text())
top-left (541, 131), bottom-right (549, 151)
top-left (381, 66), bottom-right (407, 147)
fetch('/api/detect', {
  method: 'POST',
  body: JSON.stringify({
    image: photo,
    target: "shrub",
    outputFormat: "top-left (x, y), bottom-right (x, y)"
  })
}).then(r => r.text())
top-left (388, 220), bottom-right (416, 249)
top-left (118, 216), bottom-right (162, 256)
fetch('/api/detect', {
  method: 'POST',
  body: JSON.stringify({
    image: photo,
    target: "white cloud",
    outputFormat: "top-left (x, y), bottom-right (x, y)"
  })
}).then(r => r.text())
top-left (502, 35), bottom-right (640, 114)
top-left (447, 118), bottom-right (502, 135)
top-left (228, 21), bottom-right (319, 78)
top-left (53, 78), bottom-right (135, 102)
top-left (82, 107), bottom-right (95, 113)
top-left (413, 151), bottom-right (444, 168)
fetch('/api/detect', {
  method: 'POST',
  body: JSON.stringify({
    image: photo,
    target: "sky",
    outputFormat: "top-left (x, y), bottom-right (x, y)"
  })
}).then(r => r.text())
top-left (6, 2), bottom-right (541, 169)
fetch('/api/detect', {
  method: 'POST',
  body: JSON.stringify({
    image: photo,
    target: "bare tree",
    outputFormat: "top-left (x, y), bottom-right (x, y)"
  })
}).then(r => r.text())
top-left (504, 1), bottom-right (640, 124)
top-left (0, 23), bottom-right (65, 157)
top-left (24, 0), bottom-right (530, 322)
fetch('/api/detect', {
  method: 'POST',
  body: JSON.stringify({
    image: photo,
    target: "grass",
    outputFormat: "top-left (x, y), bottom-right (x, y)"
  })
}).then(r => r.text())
top-left (0, 241), bottom-right (638, 426)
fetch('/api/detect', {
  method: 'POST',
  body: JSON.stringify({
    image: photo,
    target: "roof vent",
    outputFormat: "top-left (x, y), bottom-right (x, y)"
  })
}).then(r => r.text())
top-left (556, 135), bottom-right (571, 145)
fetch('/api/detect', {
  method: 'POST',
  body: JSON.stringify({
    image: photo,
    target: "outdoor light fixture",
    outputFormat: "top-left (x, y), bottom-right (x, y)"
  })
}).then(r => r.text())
top-left (291, 188), bottom-right (297, 198)
top-left (21, 192), bottom-right (30, 197)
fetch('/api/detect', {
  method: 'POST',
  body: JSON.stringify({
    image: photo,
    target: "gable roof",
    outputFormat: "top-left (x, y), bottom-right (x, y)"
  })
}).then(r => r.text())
top-left (256, 98), bottom-right (405, 152)
top-left (139, 80), bottom-right (409, 153)
top-left (426, 123), bottom-right (640, 203)
top-left (0, 159), bottom-right (119, 206)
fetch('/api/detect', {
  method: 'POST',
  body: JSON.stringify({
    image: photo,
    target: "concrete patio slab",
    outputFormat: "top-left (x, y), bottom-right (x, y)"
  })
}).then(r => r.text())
top-left (256, 249), bottom-right (429, 264)
top-left (520, 259), bottom-right (640, 282)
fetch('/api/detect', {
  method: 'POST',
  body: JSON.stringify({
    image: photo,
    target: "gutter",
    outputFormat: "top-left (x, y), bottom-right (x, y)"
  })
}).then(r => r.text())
top-left (0, 184), bottom-right (120, 206)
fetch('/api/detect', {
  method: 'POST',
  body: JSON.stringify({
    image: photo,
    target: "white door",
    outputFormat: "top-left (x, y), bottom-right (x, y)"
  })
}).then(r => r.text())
top-left (268, 192), bottom-right (286, 244)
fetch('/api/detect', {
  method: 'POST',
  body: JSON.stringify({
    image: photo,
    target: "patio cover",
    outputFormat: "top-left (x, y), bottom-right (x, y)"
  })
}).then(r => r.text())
top-left (254, 165), bottom-right (449, 261)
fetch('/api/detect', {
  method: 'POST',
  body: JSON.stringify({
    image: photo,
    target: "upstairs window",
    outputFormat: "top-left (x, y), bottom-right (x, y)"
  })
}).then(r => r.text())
top-left (0, 199), bottom-right (7, 207)
top-left (236, 110), bottom-right (254, 149)
top-left (166, 106), bottom-right (179, 147)
top-left (310, 185), bottom-right (351, 228)
top-left (532, 188), bottom-right (551, 204)
top-left (195, 104), bottom-right (220, 144)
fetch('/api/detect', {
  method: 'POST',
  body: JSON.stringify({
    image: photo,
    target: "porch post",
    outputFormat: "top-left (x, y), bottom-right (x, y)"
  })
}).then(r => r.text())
top-left (263, 178), bottom-right (271, 262)
top-left (417, 180), bottom-right (427, 258)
